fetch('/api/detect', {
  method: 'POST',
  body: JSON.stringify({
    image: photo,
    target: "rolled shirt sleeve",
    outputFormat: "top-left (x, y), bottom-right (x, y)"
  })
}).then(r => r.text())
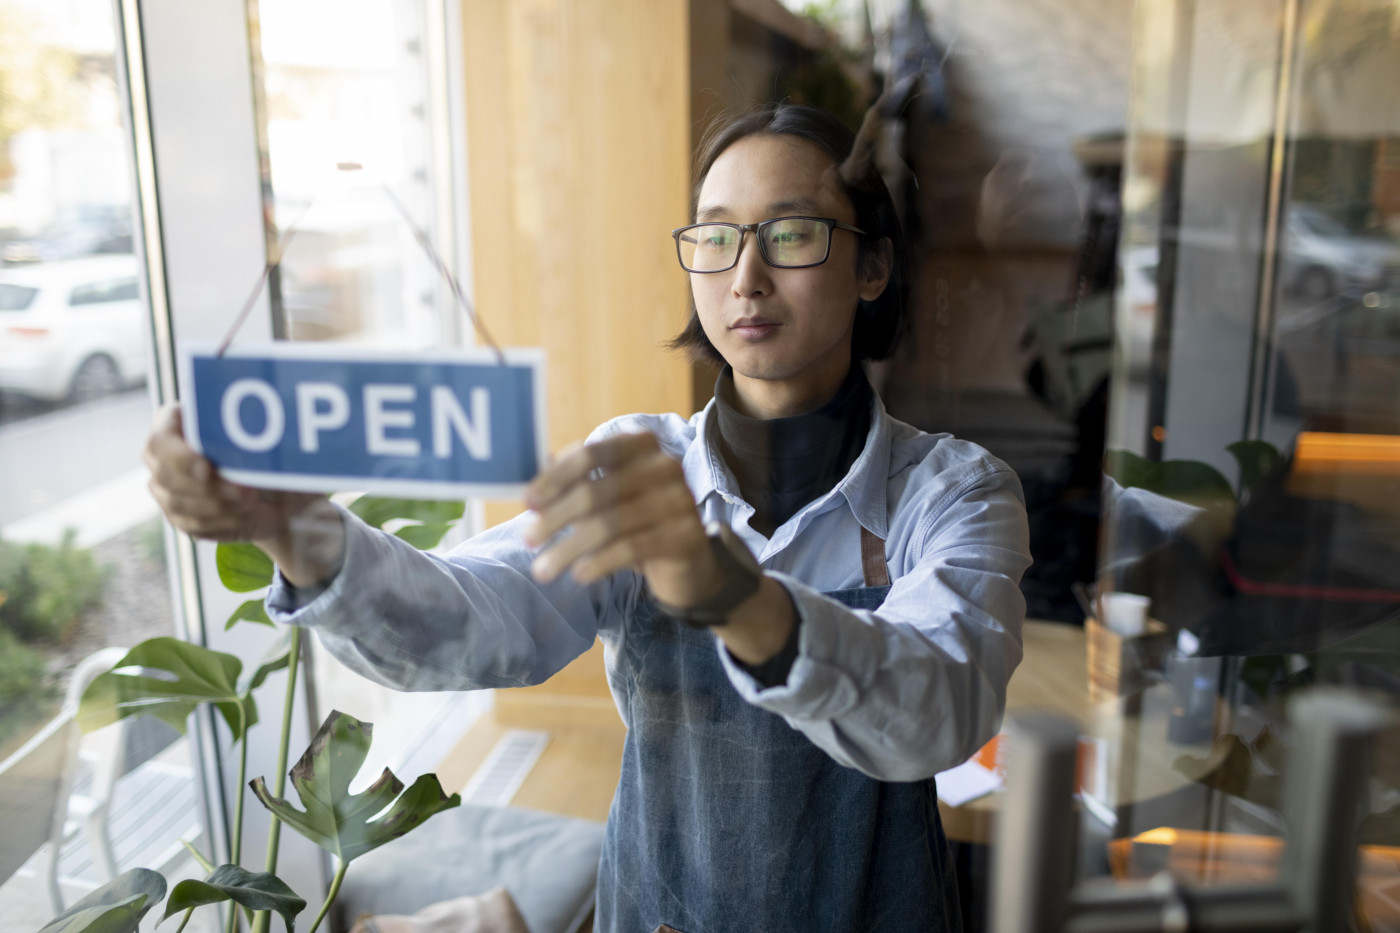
top-left (267, 502), bottom-right (607, 692)
top-left (717, 467), bottom-right (1031, 782)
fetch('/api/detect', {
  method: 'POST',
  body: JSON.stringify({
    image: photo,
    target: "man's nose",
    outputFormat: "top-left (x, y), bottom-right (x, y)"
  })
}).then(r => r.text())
top-left (730, 230), bottom-right (772, 297)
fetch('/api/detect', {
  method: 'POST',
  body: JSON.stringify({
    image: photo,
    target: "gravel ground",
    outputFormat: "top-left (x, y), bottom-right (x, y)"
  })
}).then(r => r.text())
top-left (45, 517), bottom-right (177, 690)
top-left (0, 518), bottom-right (220, 932)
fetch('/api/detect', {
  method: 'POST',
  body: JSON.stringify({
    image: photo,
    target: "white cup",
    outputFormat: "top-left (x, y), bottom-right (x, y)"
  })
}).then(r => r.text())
top-left (1101, 592), bottom-right (1150, 637)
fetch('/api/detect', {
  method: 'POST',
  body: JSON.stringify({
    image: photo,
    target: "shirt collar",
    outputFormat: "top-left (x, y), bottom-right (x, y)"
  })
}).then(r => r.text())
top-left (833, 391), bottom-right (891, 539)
top-left (682, 388), bottom-right (892, 541)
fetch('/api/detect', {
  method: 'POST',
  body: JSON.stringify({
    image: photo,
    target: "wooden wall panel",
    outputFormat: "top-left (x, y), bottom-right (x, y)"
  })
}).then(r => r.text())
top-left (459, 0), bottom-right (693, 696)
top-left (461, 0), bottom-right (692, 468)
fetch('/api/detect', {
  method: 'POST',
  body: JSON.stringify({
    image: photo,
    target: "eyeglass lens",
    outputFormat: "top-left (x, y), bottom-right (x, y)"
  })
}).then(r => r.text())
top-left (678, 218), bottom-right (829, 272)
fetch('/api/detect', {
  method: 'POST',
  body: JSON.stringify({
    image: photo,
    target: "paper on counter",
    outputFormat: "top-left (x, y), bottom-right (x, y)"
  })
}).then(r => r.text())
top-left (934, 758), bottom-right (1004, 806)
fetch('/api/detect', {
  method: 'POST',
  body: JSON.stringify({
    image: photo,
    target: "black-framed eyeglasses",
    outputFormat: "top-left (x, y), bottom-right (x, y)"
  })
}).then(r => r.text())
top-left (670, 216), bottom-right (867, 273)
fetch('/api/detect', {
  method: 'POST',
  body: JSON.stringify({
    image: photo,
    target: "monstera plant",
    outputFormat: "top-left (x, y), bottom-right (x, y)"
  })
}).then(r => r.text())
top-left (40, 496), bottom-right (467, 933)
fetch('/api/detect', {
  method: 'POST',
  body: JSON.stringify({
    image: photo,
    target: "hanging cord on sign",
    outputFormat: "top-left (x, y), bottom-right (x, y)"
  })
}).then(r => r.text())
top-left (214, 199), bottom-right (312, 358)
top-left (214, 162), bottom-right (506, 365)
top-left (373, 176), bottom-right (506, 365)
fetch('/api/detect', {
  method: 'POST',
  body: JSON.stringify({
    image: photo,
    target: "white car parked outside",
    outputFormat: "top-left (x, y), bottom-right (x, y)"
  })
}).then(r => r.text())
top-left (0, 256), bottom-right (148, 402)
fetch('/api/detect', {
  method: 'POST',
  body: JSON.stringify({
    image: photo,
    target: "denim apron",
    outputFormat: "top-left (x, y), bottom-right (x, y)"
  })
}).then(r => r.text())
top-left (595, 529), bottom-right (962, 933)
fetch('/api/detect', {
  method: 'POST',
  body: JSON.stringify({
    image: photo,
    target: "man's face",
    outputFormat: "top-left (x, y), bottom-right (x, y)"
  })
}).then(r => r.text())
top-left (690, 134), bottom-right (888, 408)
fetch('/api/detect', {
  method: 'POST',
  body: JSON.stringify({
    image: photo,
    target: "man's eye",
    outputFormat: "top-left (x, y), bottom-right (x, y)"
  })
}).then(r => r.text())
top-left (768, 229), bottom-right (809, 246)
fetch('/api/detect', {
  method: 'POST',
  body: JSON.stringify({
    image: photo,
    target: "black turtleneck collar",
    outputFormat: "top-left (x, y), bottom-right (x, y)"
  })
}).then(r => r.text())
top-left (712, 363), bottom-right (873, 537)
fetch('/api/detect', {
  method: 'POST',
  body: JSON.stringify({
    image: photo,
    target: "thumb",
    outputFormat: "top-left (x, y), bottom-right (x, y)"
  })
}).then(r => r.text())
top-left (153, 401), bottom-right (184, 438)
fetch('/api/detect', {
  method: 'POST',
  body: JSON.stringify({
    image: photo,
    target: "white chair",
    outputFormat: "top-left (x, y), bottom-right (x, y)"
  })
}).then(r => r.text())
top-left (0, 647), bottom-right (127, 914)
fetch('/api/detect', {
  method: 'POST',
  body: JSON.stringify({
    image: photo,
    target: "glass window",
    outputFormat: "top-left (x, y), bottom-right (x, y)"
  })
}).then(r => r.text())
top-left (256, 0), bottom-right (449, 350)
top-left (0, 285), bottom-right (39, 311)
top-left (35, 0), bottom-right (1392, 928)
top-left (1091, 0), bottom-right (1400, 922)
top-left (68, 278), bottom-right (139, 307)
top-left (0, 0), bottom-right (210, 929)
top-left (247, 0), bottom-right (477, 783)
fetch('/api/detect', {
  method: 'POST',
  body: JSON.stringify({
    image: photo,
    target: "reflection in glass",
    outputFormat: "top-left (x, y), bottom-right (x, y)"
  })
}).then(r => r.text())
top-left (254, 0), bottom-right (448, 349)
top-left (1096, 0), bottom-right (1400, 919)
top-left (0, 0), bottom-right (209, 928)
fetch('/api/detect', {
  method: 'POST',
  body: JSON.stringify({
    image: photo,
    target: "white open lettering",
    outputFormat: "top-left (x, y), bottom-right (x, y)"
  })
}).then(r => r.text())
top-left (431, 386), bottom-right (491, 459)
top-left (221, 378), bottom-right (284, 452)
top-left (364, 384), bottom-right (420, 456)
top-left (296, 382), bottom-right (350, 453)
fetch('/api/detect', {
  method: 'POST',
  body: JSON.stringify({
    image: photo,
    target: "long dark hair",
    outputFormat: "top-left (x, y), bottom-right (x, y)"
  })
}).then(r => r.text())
top-left (669, 103), bottom-right (909, 364)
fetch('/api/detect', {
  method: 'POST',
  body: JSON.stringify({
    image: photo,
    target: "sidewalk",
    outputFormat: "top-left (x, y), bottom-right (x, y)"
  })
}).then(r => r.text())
top-left (1, 468), bottom-right (158, 549)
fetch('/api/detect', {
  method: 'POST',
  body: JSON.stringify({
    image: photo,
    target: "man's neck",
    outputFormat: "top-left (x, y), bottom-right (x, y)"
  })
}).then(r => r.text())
top-left (730, 362), bottom-right (852, 420)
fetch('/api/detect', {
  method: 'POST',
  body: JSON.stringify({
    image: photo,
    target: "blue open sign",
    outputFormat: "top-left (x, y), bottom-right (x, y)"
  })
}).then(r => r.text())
top-left (179, 343), bottom-right (547, 498)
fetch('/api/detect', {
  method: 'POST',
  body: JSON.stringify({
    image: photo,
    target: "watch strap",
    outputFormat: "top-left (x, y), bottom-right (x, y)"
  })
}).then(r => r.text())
top-left (653, 525), bottom-right (762, 627)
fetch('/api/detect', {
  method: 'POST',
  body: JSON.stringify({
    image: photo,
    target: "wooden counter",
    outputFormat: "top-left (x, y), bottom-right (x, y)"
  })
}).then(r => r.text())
top-left (938, 619), bottom-right (1088, 843)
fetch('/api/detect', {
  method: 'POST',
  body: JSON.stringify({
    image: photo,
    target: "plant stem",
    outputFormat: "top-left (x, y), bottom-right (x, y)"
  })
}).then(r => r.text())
top-left (250, 628), bottom-right (302, 933)
top-left (175, 909), bottom-right (194, 933)
top-left (227, 702), bottom-right (249, 933)
top-left (306, 859), bottom-right (348, 933)
top-left (233, 703), bottom-right (249, 864)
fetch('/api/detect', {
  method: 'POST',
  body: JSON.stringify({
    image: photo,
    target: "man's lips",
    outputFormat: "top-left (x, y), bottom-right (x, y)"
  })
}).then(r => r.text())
top-left (729, 318), bottom-right (781, 339)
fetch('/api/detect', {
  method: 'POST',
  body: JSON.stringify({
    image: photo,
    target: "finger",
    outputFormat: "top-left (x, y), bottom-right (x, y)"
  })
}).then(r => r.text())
top-left (146, 404), bottom-right (213, 485)
top-left (524, 449), bottom-right (681, 546)
top-left (571, 518), bottom-right (703, 585)
top-left (530, 484), bottom-right (694, 583)
top-left (157, 485), bottom-right (243, 522)
top-left (150, 401), bottom-right (182, 437)
top-left (148, 480), bottom-right (244, 539)
top-left (525, 432), bottom-right (661, 510)
top-left (144, 447), bottom-right (218, 501)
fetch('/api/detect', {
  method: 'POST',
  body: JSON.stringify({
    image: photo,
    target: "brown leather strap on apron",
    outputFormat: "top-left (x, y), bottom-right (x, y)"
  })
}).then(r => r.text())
top-left (860, 525), bottom-right (891, 588)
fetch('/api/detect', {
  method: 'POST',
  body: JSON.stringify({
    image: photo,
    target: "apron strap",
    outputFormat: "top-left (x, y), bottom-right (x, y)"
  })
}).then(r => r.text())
top-left (860, 526), bottom-right (891, 588)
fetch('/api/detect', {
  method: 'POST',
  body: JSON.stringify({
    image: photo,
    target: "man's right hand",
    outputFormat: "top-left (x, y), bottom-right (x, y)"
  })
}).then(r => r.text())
top-left (144, 403), bottom-right (345, 588)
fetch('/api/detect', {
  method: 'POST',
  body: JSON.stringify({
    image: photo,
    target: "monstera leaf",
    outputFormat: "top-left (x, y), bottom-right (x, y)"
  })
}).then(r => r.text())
top-left (392, 521), bottom-right (457, 549)
top-left (239, 630), bottom-right (294, 697)
top-left (1104, 449), bottom-right (1236, 506)
top-left (78, 637), bottom-right (256, 740)
top-left (227, 597), bottom-right (274, 630)
top-left (217, 541), bottom-right (276, 592)
top-left (347, 496), bottom-right (464, 530)
top-left (1226, 439), bottom-right (1281, 494)
top-left (37, 868), bottom-right (165, 933)
top-left (250, 710), bottom-right (461, 863)
top-left (161, 865), bottom-right (306, 933)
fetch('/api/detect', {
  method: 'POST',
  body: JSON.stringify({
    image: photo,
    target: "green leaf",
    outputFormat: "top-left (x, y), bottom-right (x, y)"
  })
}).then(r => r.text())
top-left (250, 710), bottom-right (461, 864)
top-left (38, 868), bottom-right (166, 933)
top-left (181, 839), bottom-right (216, 875)
top-left (348, 496), bottom-right (464, 530)
top-left (160, 865), bottom-right (306, 933)
top-left (392, 521), bottom-right (455, 550)
top-left (1104, 449), bottom-right (1235, 506)
top-left (217, 542), bottom-right (275, 593)
top-left (1226, 440), bottom-right (1281, 494)
top-left (78, 637), bottom-right (256, 740)
top-left (1103, 448), bottom-right (1155, 490)
top-left (239, 630), bottom-right (294, 695)
top-left (226, 597), bottom-right (273, 631)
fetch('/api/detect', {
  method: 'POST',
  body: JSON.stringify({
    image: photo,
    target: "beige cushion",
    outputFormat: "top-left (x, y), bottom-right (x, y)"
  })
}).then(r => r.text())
top-left (349, 886), bottom-right (530, 933)
top-left (333, 804), bottom-right (602, 933)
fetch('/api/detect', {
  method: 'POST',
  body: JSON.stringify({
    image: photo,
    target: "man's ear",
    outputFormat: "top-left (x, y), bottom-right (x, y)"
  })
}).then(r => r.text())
top-left (858, 237), bottom-right (893, 302)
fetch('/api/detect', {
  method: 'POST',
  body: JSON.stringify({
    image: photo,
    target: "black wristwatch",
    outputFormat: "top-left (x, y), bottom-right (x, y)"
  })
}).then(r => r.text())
top-left (653, 522), bottom-right (763, 628)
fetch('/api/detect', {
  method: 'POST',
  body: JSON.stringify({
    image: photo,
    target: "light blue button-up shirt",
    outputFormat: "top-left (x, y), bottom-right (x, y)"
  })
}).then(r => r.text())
top-left (268, 392), bottom-right (1031, 781)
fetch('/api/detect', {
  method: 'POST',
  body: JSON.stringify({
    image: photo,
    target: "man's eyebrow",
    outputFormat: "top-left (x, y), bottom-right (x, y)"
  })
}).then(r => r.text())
top-left (768, 198), bottom-right (821, 215)
top-left (695, 198), bottom-right (823, 222)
